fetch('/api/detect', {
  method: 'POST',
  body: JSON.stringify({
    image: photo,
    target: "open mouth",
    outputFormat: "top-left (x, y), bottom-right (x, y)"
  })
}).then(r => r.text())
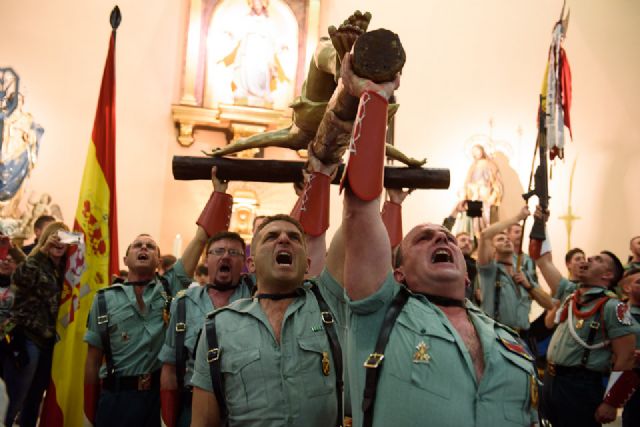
top-left (276, 251), bottom-right (292, 265)
top-left (219, 264), bottom-right (231, 273)
top-left (432, 248), bottom-right (453, 263)
top-left (137, 253), bottom-right (149, 261)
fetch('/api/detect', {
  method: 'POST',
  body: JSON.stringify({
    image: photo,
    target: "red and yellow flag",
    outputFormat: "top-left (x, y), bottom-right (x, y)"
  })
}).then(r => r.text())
top-left (41, 7), bottom-right (121, 427)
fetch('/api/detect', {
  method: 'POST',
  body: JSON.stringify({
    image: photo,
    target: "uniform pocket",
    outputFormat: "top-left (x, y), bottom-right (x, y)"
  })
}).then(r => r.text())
top-left (220, 348), bottom-right (266, 412)
top-left (298, 335), bottom-right (334, 397)
top-left (387, 316), bottom-right (454, 400)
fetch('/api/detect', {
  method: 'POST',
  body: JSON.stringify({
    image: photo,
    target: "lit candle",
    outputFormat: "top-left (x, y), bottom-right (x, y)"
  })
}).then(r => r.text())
top-left (173, 234), bottom-right (182, 256)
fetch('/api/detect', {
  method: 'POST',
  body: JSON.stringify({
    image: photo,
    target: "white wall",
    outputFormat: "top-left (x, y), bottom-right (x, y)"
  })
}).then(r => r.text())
top-left (2, 0), bottom-right (639, 276)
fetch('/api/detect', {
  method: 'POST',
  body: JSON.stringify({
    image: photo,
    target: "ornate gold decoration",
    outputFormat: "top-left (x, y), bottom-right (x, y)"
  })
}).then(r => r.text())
top-left (171, 0), bottom-right (320, 148)
top-left (230, 187), bottom-right (259, 240)
top-left (413, 341), bottom-right (431, 364)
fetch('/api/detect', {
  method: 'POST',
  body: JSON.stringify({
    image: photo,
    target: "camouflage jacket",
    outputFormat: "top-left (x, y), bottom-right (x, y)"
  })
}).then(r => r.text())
top-left (10, 251), bottom-right (64, 348)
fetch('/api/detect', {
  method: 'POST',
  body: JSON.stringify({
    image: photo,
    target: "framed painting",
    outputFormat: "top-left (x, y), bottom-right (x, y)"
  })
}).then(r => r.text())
top-left (172, 0), bottom-right (320, 148)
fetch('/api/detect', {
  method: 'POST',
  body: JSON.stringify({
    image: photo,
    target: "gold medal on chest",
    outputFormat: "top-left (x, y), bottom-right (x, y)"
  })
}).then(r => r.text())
top-left (322, 351), bottom-right (331, 376)
top-left (413, 341), bottom-right (431, 364)
top-left (575, 319), bottom-right (584, 329)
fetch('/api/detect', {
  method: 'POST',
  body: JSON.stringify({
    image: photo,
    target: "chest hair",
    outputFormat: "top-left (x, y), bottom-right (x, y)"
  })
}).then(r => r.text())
top-left (446, 309), bottom-right (485, 381)
top-left (260, 299), bottom-right (292, 344)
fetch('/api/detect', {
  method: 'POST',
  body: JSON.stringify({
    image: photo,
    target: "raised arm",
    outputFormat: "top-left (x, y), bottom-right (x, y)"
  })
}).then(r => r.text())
top-left (182, 167), bottom-right (231, 277)
top-left (339, 53), bottom-right (399, 301)
top-left (477, 206), bottom-right (529, 265)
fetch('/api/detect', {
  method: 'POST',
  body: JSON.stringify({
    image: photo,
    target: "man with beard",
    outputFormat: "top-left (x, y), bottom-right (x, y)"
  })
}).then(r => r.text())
top-left (332, 53), bottom-right (538, 427)
top-left (477, 209), bottom-right (553, 345)
top-left (159, 231), bottom-right (254, 427)
top-left (83, 168), bottom-right (230, 427)
top-left (535, 224), bottom-right (640, 426)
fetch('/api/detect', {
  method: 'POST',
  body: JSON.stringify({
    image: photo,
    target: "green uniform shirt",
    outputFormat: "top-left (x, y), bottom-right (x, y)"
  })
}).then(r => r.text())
top-left (191, 269), bottom-right (346, 427)
top-left (478, 261), bottom-right (536, 330)
top-left (347, 273), bottom-right (537, 427)
top-left (84, 260), bottom-right (191, 378)
top-left (158, 276), bottom-right (254, 387)
top-left (631, 304), bottom-right (640, 349)
top-left (547, 278), bottom-right (640, 372)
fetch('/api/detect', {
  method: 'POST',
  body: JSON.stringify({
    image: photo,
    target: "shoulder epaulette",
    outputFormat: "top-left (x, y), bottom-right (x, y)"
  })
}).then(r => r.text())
top-left (605, 290), bottom-right (618, 299)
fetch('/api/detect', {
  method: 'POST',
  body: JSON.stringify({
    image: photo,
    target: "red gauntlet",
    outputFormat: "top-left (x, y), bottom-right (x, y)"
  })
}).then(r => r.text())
top-left (160, 389), bottom-right (179, 427)
top-left (340, 91), bottom-right (388, 201)
top-left (291, 172), bottom-right (331, 237)
top-left (197, 192), bottom-right (233, 237)
top-left (84, 383), bottom-right (100, 425)
top-left (603, 370), bottom-right (640, 407)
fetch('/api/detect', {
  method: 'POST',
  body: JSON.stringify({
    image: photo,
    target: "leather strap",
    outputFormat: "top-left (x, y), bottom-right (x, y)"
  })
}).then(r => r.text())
top-left (205, 318), bottom-right (228, 425)
top-left (96, 290), bottom-right (116, 377)
top-left (493, 270), bottom-right (502, 323)
top-left (309, 283), bottom-right (344, 427)
top-left (580, 309), bottom-right (603, 367)
top-left (197, 191), bottom-right (233, 237)
top-left (175, 295), bottom-right (187, 391)
top-left (362, 286), bottom-right (410, 427)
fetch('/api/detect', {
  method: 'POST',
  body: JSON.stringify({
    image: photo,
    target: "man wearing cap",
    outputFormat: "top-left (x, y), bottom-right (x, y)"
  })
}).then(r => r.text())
top-left (535, 223), bottom-right (640, 426)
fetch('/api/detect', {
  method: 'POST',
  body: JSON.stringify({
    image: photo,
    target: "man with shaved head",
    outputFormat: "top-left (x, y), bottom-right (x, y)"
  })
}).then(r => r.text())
top-left (332, 52), bottom-right (538, 426)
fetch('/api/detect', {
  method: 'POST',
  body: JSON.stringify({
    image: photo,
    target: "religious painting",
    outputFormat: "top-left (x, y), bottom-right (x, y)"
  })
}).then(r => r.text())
top-left (172, 0), bottom-right (320, 147)
top-left (203, 0), bottom-right (298, 110)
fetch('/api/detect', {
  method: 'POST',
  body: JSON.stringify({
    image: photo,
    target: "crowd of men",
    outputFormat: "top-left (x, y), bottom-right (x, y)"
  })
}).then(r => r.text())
top-left (2, 42), bottom-right (640, 427)
top-left (80, 52), bottom-right (639, 427)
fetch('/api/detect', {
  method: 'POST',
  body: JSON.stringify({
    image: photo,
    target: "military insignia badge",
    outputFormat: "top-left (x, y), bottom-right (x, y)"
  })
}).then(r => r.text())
top-left (575, 319), bottom-right (584, 329)
top-left (413, 341), bottom-right (431, 364)
top-left (616, 303), bottom-right (633, 325)
top-left (498, 337), bottom-right (534, 361)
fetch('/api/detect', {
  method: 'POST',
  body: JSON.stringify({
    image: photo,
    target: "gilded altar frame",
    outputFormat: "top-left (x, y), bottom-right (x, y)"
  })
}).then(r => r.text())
top-left (172, 0), bottom-right (321, 147)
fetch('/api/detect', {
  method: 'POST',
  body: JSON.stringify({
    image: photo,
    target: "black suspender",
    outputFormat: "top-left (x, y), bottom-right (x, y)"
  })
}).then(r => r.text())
top-left (96, 290), bottom-right (116, 377)
top-left (158, 275), bottom-right (173, 326)
top-left (309, 283), bottom-right (344, 427)
top-left (362, 286), bottom-right (410, 427)
top-left (175, 295), bottom-right (187, 391)
top-left (493, 270), bottom-right (502, 322)
top-left (580, 310), bottom-right (603, 367)
top-left (205, 316), bottom-right (228, 425)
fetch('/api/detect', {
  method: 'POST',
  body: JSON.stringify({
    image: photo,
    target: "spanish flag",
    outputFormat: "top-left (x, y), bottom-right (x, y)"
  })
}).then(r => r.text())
top-left (40, 7), bottom-right (121, 426)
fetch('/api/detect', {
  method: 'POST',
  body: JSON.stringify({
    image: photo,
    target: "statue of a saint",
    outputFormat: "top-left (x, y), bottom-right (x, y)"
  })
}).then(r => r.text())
top-left (463, 144), bottom-right (504, 235)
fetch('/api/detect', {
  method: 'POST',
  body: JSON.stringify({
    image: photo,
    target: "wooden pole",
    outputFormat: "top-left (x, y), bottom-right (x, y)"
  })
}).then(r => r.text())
top-left (172, 156), bottom-right (449, 190)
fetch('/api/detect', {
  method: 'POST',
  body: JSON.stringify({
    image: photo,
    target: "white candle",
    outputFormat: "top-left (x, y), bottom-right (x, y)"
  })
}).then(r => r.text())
top-left (173, 233), bottom-right (182, 257)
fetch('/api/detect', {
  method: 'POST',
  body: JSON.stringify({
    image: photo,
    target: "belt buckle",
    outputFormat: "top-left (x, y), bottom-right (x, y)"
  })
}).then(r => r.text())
top-left (97, 315), bottom-right (109, 325)
top-left (207, 348), bottom-right (220, 363)
top-left (363, 353), bottom-right (384, 369)
top-left (138, 373), bottom-right (152, 391)
top-left (548, 363), bottom-right (557, 377)
top-left (590, 321), bottom-right (601, 330)
top-left (175, 322), bottom-right (186, 332)
top-left (321, 311), bottom-right (334, 324)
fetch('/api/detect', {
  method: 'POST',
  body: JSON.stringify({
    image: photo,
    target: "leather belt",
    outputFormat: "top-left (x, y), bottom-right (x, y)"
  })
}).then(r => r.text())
top-left (547, 363), bottom-right (604, 380)
top-left (102, 370), bottom-right (160, 392)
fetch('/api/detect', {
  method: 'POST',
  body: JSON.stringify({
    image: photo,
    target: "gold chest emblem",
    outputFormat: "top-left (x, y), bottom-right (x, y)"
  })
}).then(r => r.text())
top-left (575, 319), bottom-right (584, 329)
top-left (413, 341), bottom-right (431, 364)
